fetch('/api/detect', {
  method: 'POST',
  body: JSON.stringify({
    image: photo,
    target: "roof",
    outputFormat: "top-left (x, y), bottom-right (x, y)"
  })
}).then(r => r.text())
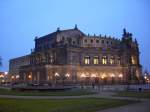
top-left (36, 27), bottom-right (86, 41)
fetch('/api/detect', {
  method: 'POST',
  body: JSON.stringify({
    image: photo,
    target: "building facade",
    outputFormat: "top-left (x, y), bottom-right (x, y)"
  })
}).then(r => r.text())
top-left (9, 26), bottom-right (142, 85)
top-left (9, 55), bottom-right (30, 83)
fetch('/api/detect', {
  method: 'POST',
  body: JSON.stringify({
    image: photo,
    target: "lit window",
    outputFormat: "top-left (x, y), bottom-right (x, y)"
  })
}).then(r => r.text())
top-left (102, 56), bottom-right (107, 64)
top-left (84, 56), bottom-right (90, 64)
top-left (110, 56), bottom-right (114, 65)
top-left (131, 56), bottom-right (136, 64)
top-left (93, 56), bottom-right (99, 64)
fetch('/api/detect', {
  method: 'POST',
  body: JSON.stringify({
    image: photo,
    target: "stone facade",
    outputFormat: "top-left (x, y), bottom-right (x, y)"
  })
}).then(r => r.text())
top-left (9, 55), bottom-right (30, 82)
top-left (9, 26), bottom-right (142, 85)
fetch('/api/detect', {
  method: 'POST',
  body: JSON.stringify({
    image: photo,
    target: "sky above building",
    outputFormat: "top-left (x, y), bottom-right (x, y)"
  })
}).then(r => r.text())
top-left (0, 0), bottom-right (150, 72)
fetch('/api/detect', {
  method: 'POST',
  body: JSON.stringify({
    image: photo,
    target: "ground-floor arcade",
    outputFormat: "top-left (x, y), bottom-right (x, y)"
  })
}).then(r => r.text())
top-left (15, 64), bottom-right (141, 85)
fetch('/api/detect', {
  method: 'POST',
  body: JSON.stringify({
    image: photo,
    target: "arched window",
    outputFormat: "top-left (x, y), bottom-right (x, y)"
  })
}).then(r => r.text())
top-left (110, 56), bottom-right (114, 65)
top-left (102, 56), bottom-right (107, 64)
top-left (93, 56), bottom-right (99, 64)
top-left (131, 55), bottom-right (137, 64)
top-left (84, 56), bottom-right (90, 64)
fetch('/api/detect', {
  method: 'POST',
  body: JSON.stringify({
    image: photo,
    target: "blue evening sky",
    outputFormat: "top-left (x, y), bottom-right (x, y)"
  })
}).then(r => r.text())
top-left (0, 0), bottom-right (150, 72)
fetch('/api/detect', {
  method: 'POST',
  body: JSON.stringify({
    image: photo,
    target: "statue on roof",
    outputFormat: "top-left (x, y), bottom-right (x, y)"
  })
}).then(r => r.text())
top-left (74, 24), bottom-right (78, 30)
top-left (123, 28), bottom-right (127, 36)
top-left (57, 27), bottom-right (60, 32)
top-left (34, 36), bottom-right (38, 41)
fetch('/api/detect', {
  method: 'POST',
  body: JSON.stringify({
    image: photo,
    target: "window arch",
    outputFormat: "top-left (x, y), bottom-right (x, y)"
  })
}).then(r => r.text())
top-left (131, 55), bottom-right (137, 64)
top-left (102, 56), bottom-right (107, 64)
top-left (84, 56), bottom-right (90, 64)
top-left (110, 56), bottom-right (115, 65)
top-left (93, 56), bottom-right (99, 64)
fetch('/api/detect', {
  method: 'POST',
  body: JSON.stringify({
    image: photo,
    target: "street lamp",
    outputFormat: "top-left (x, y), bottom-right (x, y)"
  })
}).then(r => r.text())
top-left (55, 73), bottom-right (59, 77)
top-left (55, 72), bottom-right (60, 86)
top-left (81, 73), bottom-right (86, 89)
top-left (101, 74), bottom-right (106, 79)
top-left (118, 74), bottom-right (123, 84)
top-left (16, 75), bottom-right (20, 79)
top-left (64, 73), bottom-right (70, 84)
top-left (91, 74), bottom-right (96, 78)
top-left (110, 74), bottom-right (115, 84)
top-left (81, 73), bottom-right (86, 78)
top-left (0, 74), bottom-right (4, 84)
top-left (101, 74), bottom-right (107, 84)
top-left (144, 76), bottom-right (147, 84)
top-left (65, 73), bottom-right (70, 78)
top-left (4, 72), bottom-right (8, 75)
top-left (11, 76), bottom-right (15, 79)
top-left (11, 75), bottom-right (15, 84)
top-left (101, 74), bottom-right (107, 91)
top-left (15, 75), bottom-right (20, 83)
top-left (144, 75), bottom-right (150, 84)
top-left (91, 74), bottom-right (98, 90)
top-left (28, 74), bottom-right (32, 84)
top-left (0, 74), bottom-right (4, 78)
top-left (28, 75), bottom-right (32, 79)
top-left (147, 78), bottom-right (150, 84)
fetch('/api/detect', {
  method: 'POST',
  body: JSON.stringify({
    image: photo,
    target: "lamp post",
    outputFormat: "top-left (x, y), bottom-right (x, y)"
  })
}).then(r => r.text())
top-left (101, 75), bottom-right (104, 91)
top-left (0, 74), bottom-right (4, 84)
top-left (144, 75), bottom-right (150, 84)
top-left (147, 79), bottom-right (150, 84)
top-left (11, 75), bottom-right (15, 85)
top-left (62, 73), bottom-right (70, 86)
top-left (118, 74), bottom-right (123, 84)
top-left (28, 74), bottom-right (32, 84)
top-left (101, 74), bottom-right (106, 91)
top-left (55, 73), bottom-right (60, 86)
top-left (110, 74), bottom-right (115, 84)
top-left (81, 73), bottom-right (86, 89)
top-left (16, 75), bottom-right (20, 83)
top-left (91, 74), bottom-right (97, 89)
top-left (65, 73), bottom-right (70, 78)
